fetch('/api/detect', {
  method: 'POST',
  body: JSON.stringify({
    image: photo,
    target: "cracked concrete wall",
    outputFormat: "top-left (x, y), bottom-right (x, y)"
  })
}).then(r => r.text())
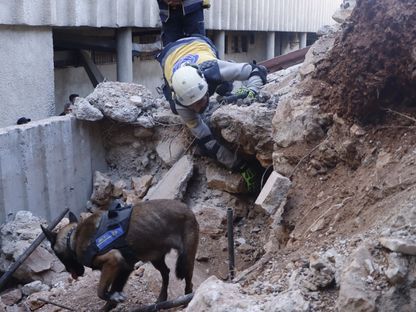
top-left (0, 25), bottom-right (54, 128)
top-left (0, 116), bottom-right (107, 224)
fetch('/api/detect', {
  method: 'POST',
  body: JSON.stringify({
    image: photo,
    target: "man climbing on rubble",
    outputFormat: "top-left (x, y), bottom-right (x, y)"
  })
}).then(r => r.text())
top-left (157, 0), bottom-right (211, 47)
top-left (157, 35), bottom-right (268, 193)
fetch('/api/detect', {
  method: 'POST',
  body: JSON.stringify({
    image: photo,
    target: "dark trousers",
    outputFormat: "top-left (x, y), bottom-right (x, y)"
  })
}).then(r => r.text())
top-left (161, 8), bottom-right (205, 47)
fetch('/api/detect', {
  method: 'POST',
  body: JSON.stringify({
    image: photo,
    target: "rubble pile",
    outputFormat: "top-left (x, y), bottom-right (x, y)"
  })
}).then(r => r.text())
top-left (1, 0), bottom-right (416, 311)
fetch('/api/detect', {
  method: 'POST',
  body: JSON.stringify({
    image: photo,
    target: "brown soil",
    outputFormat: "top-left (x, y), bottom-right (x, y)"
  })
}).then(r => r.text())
top-left (313, 0), bottom-right (416, 123)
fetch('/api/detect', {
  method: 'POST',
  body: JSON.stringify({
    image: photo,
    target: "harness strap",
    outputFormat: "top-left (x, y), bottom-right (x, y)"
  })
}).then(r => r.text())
top-left (66, 227), bottom-right (77, 259)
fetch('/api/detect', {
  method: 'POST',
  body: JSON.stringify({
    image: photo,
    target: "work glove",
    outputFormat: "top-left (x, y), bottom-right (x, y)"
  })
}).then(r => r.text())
top-left (245, 63), bottom-right (268, 94)
top-left (238, 161), bottom-right (264, 194)
top-left (244, 75), bottom-right (264, 95)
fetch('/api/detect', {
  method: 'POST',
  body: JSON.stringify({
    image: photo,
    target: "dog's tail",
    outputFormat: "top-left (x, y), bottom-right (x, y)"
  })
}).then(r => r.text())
top-left (175, 248), bottom-right (188, 280)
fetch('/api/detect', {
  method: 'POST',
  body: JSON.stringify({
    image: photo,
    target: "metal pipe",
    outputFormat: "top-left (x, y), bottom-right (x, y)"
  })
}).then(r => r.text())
top-left (227, 207), bottom-right (235, 281)
top-left (131, 293), bottom-right (194, 312)
top-left (0, 208), bottom-right (69, 291)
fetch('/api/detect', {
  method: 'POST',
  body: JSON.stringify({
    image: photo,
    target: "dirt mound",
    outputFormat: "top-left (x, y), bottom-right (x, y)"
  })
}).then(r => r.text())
top-left (313, 0), bottom-right (416, 123)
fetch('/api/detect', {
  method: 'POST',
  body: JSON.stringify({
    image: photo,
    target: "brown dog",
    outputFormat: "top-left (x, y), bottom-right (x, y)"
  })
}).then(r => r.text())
top-left (41, 199), bottom-right (199, 311)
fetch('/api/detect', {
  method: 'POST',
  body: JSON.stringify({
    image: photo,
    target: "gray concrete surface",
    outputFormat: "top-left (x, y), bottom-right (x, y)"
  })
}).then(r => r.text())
top-left (0, 26), bottom-right (54, 128)
top-left (0, 116), bottom-right (107, 223)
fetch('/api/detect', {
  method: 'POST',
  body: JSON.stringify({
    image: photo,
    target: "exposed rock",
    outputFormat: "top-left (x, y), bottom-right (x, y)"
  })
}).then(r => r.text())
top-left (384, 252), bottom-right (408, 284)
top-left (205, 164), bottom-right (246, 194)
top-left (272, 95), bottom-right (326, 148)
top-left (211, 104), bottom-right (274, 162)
top-left (72, 97), bottom-right (103, 121)
top-left (300, 33), bottom-right (337, 79)
top-left (255, 171), bottom-right (291, 217)
top-left (122, 189), bottom-right (141, 206)
top-left (112, 179), bottom-right (127, 197)
top-left (90, 171), bottom-right (113, 205)
top-left (193, 205), bottom-right (227, 239)
top-left (337, 244), bottom-right (378, 312)
top-left (131, 175), bottom-right (153, 198)
top-left (0, 211), bottom-right (57, 283)
top-left (272, 152), bottom-right (294, 177)
top-left (379, 237), bottom-right (416, 256)
top-left (0, 289), bottom-right (22, 306)
top-left (264, 290), bottom-right (310, 312)
top-left (21, 281), bottom-right (50, 296)
top-left (186, 276), bottom-right (262, 312)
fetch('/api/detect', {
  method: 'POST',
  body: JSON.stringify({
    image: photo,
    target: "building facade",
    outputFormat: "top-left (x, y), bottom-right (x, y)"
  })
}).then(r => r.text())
top-left (0, 0), bottom-right (340, 128)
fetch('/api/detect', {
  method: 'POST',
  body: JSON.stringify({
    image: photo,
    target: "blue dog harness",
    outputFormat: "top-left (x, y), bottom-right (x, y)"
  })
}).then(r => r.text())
top-left (81, 201), bottom-right (134, 267)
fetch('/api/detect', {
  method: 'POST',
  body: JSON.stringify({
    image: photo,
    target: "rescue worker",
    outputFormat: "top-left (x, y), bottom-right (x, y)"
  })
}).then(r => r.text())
top-left (157, 0), bottom-right (210, 46)
top-left (157, 35), bottom-right (268, 192)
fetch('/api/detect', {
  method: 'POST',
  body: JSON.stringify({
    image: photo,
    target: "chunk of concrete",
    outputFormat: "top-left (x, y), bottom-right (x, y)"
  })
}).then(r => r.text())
top-left (255, 171), bottom-right (291, 216)
top-left (185, 276), bottom-right (262, 312)
top-left (131, 175), bottom-right (153, 198)
top-left (379, 237), bottom-right (416, 256)
top-left (193, 205), bottom-right (227, 239)
top-left (156, 136), bottom-right (186, 166)
top-left (206, 164), bottom-right (246, 194)
top-left (90, 171), bottom-right (113, 205)
top-left (144, 155), bottom-right (193, 200)
top-left (1, 289), bottom-right (22, 306)
top-left (337, 244), bottom-right (378, 312)
top-left (73, 97), bottom-right (103, 121)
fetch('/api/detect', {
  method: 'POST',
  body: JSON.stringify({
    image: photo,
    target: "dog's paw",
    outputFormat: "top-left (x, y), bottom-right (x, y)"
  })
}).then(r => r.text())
top-left (109, 292), bottom-right (126, 303)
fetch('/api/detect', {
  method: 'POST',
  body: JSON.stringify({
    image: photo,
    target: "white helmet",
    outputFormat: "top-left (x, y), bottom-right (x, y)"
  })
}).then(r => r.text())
top-left (171, 65), bottom-right (208, 106)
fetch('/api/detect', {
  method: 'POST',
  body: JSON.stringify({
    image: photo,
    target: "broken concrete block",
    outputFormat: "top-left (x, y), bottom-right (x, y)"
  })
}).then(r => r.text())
top-left (255, 171), bottom-right (291, 216)
top-left (379, 237), bottom-right (416, 256)
top-left (206, 164), bottom-right (246, 194)
top-left (90, 171), bottom-right (113, 205)
top-left (22, 281), bottom-right (50, 296)
top-left (156, 136), bottom-right (186, 166)
top-left (112, 180), bottom-right (127, 198)
top-left (144, 155), bottom-right (194, 200)
top-left (122, 189), bottom-right (141, 206)
top-left (131, 175), bottom-right (153, 198)
top-left (1, 288), bottom-right (22, 306)
top-left (194, 205), bottom-right (227, 239)
top-left (385, 253), bottom-right (408, 284)
top-left (336, 244), bottom-right (378, 312)
top-left (186, 276), bottom-right (262, 312)
top-left (73, 97), bottom-right (103, 121)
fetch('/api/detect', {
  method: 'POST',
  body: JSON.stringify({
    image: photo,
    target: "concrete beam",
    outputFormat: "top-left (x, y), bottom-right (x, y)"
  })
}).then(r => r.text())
top-left (214, 31), bottom-right (225, 60)
top-left (266, 32), bottom-right (276, 60)
top-left (144, 155), bottom-right (194, 201)
top-left (300, 32), bottom-right (307, 49)
top-left (116, 27), bottom-right (133, 82)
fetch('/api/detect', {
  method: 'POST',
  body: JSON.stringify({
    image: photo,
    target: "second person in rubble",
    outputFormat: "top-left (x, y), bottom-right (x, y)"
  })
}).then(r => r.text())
top-left (157, 0), bottom-right (210, 47)
top-left (157, 35), bottom-right (267, 192)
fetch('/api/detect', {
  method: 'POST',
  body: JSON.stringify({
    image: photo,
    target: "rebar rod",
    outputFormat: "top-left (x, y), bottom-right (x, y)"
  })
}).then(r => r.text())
top-left (227, 207), bottom-right (235, 281)
top-left (0, 208), bottom-right (69, 291)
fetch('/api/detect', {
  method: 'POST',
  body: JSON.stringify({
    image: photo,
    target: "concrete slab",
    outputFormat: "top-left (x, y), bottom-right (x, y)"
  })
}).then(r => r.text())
top-left (255, 171), bottom-right (291, 216)
top-left (144, 155), bottom-right (194, 201)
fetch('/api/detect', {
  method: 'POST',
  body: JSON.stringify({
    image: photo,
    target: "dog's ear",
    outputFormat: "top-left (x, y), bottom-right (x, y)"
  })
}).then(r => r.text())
top-left (68, 212), bottom-right (78, 224)
top-left (41, 225), bottom-right (57, 246)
